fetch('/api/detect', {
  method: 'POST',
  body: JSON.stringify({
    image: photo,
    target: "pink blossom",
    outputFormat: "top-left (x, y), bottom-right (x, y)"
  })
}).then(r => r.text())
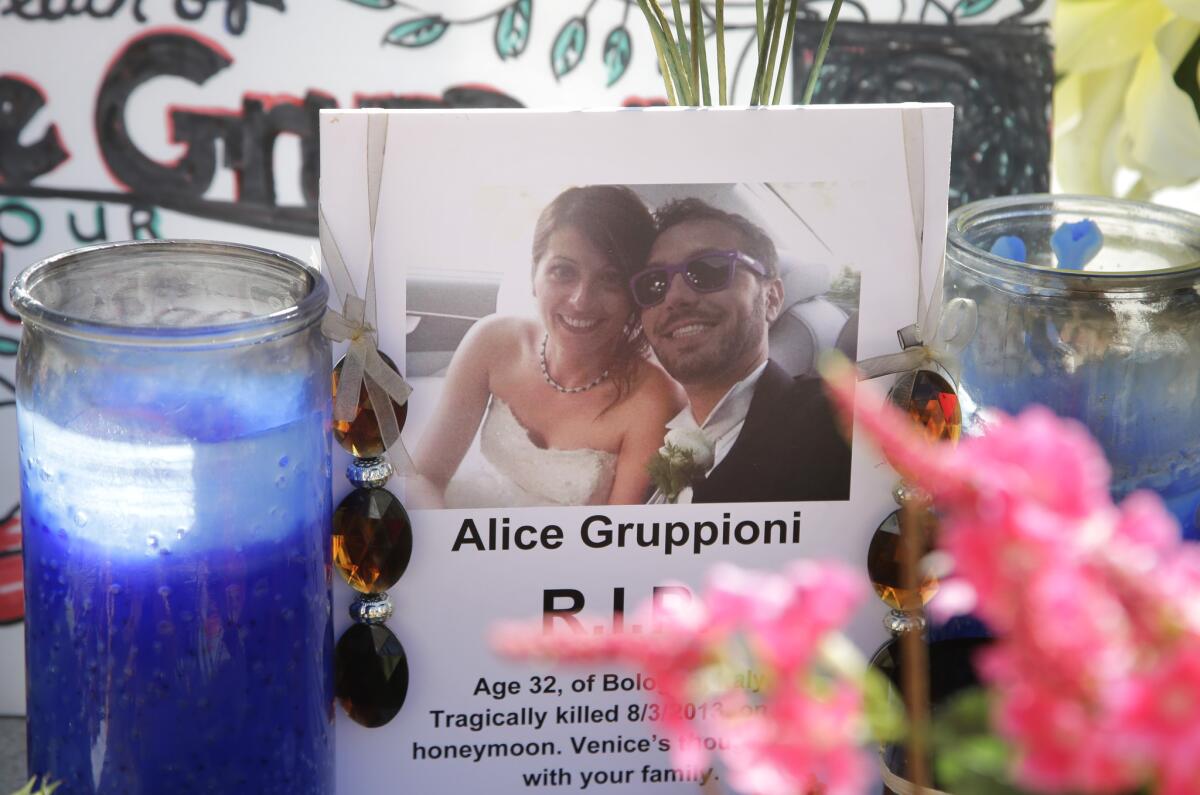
top-left (493, 562), bottom-right (870, 795)
top-left (823, 364), bottom-right (1200, 795)
top-left (722, 680), bottom-right (870, 795)
top-left (707, 562), bottom-right (864, 675)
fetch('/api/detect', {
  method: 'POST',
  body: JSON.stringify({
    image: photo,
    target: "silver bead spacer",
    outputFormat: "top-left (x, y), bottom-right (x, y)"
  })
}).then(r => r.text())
top-left (883, 608), bottom-right (926, 636)
top-left (350, 592), bottom-right (394, 625)
top-left (347, 457), bottom-right (393, 490)
top-left (892, 480), bottom-right (930, 506)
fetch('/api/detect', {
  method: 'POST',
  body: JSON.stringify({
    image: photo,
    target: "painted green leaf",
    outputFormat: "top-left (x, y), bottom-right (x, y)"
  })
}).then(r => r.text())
top-left (384, 15), bottom-right (449, 47)
top-left (602, 26), bottom-right (632, 87)
top-left (551, 17), bottom-right (587, 80)
top-left (495, 0), bottom-right (532, 59)
top-left (344, 0), bottom-right (396, 8)
top-left (956, 0), bottom-right (997, 17)
top-left (0, 337), bottom-right (17, 357)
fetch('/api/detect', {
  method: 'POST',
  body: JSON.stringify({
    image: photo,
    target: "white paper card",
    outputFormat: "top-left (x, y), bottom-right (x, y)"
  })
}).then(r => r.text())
top-left (319, 104), bottom-right (953, 794)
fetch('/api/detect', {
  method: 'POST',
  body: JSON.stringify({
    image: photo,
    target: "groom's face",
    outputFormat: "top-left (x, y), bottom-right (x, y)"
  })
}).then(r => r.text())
top-left (641, 219), bottom-right (783, 386)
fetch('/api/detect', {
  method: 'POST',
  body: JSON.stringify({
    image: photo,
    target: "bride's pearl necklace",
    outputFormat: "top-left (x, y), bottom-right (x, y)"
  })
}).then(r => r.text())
top-left (539, 334), bottom-right (609, 394)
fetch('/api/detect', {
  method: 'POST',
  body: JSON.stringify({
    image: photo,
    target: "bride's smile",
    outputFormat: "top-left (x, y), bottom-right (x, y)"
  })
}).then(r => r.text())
top-left (557, 314), bottom-right (603, 332)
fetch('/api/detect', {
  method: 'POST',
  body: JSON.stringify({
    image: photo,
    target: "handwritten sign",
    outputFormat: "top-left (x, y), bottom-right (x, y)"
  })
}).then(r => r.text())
top-left (0, 0), bottom-right (1050, 718)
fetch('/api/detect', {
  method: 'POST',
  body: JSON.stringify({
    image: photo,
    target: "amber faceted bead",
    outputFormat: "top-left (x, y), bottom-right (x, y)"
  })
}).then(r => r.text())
top-left (888, 368), bottom-right (960, 444)
top-left (335, 623), bottom-right (409, 728)
top-left (332, 351), bottom-right (408, 458)
top-left (332, 487), bottom-right (413, 593)
top-left (867, 508), bottom-right (939, 611)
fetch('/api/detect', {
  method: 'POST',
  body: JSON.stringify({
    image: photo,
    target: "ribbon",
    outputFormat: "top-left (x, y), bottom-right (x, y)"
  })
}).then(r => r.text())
top-left (857, 106), bottom-right (978, 382)
top-left (318, 113), bottom-right (415, 472)
top-left (878, 754), bottom-right (954, 795)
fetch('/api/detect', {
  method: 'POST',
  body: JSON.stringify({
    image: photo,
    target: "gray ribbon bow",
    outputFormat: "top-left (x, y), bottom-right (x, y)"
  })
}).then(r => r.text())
top-left (858, 107), bottom-right (978, 382)
top-left (318, 113), bottom-right (415, 471)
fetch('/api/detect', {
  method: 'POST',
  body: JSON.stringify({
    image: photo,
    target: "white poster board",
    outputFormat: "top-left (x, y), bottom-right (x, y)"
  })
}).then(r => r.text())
top-left (0, 0), bottom-right (1043, 720)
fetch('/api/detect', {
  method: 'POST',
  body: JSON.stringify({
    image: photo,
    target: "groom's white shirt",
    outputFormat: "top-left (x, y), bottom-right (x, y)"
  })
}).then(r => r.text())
top-left (649, 360), bottom-right (769, 504)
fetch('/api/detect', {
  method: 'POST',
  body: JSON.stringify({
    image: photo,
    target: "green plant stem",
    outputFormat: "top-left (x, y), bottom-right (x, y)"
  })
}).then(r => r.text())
top-left (687, 0), bottom-right (701, 101)
top-left (799, 0), bottom-right (843, 105)
top-left (638, 0), bottom-right (694, 103)
top-left (691, 0), bottom-right (712, 105)
top-left (670, 0), bottom-right (693, 86)
top-left (656, 0), bottom-right (697, 104)
top-left (755, 0), bottom-right (765, 53)
top-left (749, 0), bottom-right (779, 104)
top-left (716, 0), bottom-right (727, 104)
top-left (760, 0), bottom-right (786, 105)
top-left (771, 0), bottom-right (802, 104)
top-left (641, 6), bottom-right (680, 105)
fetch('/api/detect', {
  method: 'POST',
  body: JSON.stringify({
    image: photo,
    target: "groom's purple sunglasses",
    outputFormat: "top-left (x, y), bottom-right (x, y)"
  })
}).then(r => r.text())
top-left (628, 250), bottom-right (770, 308)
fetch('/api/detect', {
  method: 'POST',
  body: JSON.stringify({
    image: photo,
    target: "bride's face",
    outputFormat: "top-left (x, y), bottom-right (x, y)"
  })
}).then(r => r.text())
top-left (533, 225), bottom-right (633, 358)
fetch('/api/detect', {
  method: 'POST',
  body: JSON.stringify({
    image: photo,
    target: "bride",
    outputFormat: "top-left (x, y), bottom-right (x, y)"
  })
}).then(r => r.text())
top-left (412, 185), bottom-right (685, 508)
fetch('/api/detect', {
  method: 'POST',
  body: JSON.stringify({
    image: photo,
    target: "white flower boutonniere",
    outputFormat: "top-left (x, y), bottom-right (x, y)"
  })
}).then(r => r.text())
top-left (648, 428), bottom-right (716, 503)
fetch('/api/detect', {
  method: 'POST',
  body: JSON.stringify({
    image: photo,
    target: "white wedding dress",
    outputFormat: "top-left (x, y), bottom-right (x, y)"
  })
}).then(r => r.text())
top-left (444, 398), bottom-right (618, 508)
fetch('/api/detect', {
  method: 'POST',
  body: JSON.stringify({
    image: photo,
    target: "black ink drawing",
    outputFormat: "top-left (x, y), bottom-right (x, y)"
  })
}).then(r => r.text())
top-left (792, 20), bottom-right (1053, 206)
top-left (0, 78), bottom-right (69, 187)
top-left (354, 0), bottom-right (636, 86)
top-left (0, 31), bottom-right (525, 235)
top-left (1, 0), bottom-right (285, 35)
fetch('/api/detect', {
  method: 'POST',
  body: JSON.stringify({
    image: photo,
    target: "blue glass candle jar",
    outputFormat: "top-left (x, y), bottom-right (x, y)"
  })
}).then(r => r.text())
top-left (947, 195), bottom-right (1200, 539)
top-left (12, 241), bottom-right (334, 793)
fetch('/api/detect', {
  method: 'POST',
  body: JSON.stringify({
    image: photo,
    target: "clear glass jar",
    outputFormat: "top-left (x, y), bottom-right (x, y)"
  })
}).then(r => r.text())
top-left (946, 195), bottom-right (1200, 539)
top-left (11, 240), bottom-right (334, 793)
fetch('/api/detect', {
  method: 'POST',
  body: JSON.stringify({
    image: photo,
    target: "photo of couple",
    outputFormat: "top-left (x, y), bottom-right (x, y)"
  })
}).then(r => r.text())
top-left (405, 183), bottom-right (857, 509)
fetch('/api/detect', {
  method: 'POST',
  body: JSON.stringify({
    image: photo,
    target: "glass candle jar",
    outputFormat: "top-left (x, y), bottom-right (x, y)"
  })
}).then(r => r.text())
top-left (946, 195), bottom-right (1200, 539)
top-left (12, 241), bottom-right (334, 793)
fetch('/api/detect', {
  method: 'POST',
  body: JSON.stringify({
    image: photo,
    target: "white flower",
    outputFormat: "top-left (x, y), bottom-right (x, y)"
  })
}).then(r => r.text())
top-left (663, 427), bottom-right (716, 470)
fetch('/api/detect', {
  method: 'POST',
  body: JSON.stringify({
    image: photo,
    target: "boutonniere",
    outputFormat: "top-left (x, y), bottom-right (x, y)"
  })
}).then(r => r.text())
top-left (648, 427), bottom-right (716, 503)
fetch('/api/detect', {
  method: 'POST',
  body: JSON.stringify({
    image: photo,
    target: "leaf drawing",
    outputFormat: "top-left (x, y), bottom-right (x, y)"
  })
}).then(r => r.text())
top-left (603, 26), bottom-right (632, 86)
top-left (344, 0), bottom-right (397, 7)
top-left (955, 0), bottom-right (998, 17)
top-left (495, 0), bottom-right (533, 60)
top-left (384, 15), bottom-right (450, 48)
top-left (551, 16), bottom-right (588, 80)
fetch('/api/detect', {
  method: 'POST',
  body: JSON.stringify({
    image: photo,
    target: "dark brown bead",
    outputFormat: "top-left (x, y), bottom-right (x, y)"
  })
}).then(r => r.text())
top-left (335, 623), bottom-right (408, 728)
top-left (867, 507), bottom-right (939, 611)
top-left (332, 488), bottom-right (412, 594)
top-left (331, 351), bottom-right (408, 458)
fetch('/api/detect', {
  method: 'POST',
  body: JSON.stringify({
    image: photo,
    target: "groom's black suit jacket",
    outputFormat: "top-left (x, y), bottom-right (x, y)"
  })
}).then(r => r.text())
top-left (691, 360), bottom-right (852, 504)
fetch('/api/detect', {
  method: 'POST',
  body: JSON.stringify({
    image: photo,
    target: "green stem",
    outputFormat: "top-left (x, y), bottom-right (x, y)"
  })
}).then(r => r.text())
top-left (670, 0), bottom-right (694, 92)
top-left (761, 0), bottom-right (786, 105)
top-left (634, 0), bottom-right (681, 103)
top-left (771, 0), bottom-right (802, 104)
top-left (800, 0), bottom-right (843, 105)
top-left (716, 0), bottom-right (727, 105)
top-left (643, 0), bottom-right (695, 104)
top-left (755, 0), bottom-right (765, 52)
top-left (750, 0), bottom-right (780, 104)
top-left (691, 0), bottom-right (711, 105)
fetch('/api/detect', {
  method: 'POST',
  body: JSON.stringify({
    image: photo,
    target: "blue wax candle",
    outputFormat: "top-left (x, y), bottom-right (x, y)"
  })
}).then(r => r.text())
top-left (948, 197), bottom-right (1200, 540)
top-left (11, 242), bottom-right (334, 794)
top-left (19, 376), bottom-right (333, 793)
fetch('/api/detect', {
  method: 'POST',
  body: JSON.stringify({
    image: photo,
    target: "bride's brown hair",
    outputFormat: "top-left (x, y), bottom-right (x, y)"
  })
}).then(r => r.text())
top-left (531, 185), bottom-right (655, 406)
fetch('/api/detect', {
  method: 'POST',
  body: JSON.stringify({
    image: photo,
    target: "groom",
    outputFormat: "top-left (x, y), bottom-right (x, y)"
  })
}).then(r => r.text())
top-left (636, 199), bottom-right (852, 504)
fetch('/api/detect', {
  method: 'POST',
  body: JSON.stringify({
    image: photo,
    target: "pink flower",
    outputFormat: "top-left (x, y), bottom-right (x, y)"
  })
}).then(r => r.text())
top-left (824, 364), bottom-right (1200, 795)
top-left (708, 562), bottom-right (864, 675)
top-left (493, 562), bottom-right (871, 795)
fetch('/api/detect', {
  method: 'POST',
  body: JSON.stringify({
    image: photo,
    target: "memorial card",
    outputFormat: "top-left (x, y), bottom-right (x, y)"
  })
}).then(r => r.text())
top-left (318, 105), bottom-right (953, 794)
